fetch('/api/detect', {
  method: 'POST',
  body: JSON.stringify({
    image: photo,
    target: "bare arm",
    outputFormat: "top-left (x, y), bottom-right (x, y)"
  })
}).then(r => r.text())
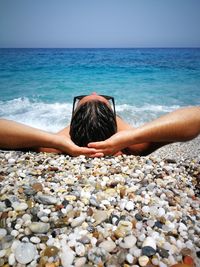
top-left (0, 119), bottom-right (57, 150)
top-left (0, 119), bottom-right (96, 156)
top-left (116, 116), bottom-right (169, 155)
top-left (89, 107), bottom-right (200, 156)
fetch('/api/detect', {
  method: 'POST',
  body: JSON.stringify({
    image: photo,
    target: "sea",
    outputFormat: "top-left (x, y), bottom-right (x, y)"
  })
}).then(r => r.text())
top-left (0, 48), bottom-right (200, 132)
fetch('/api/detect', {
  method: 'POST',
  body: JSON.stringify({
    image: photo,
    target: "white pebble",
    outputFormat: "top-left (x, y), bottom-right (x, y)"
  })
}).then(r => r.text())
top-left (126, 253), bottom-right (134, 264)
top-left (14, 242), bottom-right (36, 264)
top-left (125, 200), bottom-right (134, 211)
top-left (157, 207), bottom-right (165, 217)
top-left (120, 235), bottom-right (137, 249)
top-left (142, 206), bottom-right (150, 213)
top-left (0, 250), bottom-right (6, 258)
top-left (8, 158), bottom-right (16, 164)
top-left (11, 229), bottom-right (19, 237)
top-left (13, 202), bottom-right (28, 211)
top-left (22, 214), bottom-right (32, 222)
top-left (75, 243), bottom-right (86, 256)
top-left (74, 257), bottom-right (86, 267)
top-left (15, 223), bottom-right (21, 230)
top-left (40, 216), bottom-right (49, 223)
top-left (8, 253), bottom-right (16, 265)
top-left (136, 222), bottom-right (143, 230)
top-left (60, 246), bottom-right (75, 267)
top-left (30, 236), bottom-right (40, 244)
top-left (71, 216), bottom-right (86, 228)
top-left (0, 228), bottom-right (7, 239)
top-left (99, 240), bottom-right (116, 252)
top-left (138, 255), bottom-right (149, 266)
top-left (142, 237), bottom-right (156, 250)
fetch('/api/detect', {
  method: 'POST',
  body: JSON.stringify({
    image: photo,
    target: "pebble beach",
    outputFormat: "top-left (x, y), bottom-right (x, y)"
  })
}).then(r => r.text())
top-left (0, 138), bottom-right (200, 267)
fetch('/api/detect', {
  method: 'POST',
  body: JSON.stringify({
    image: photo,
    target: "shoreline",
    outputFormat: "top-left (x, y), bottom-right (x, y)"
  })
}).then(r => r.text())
top-left (0, 139), bottom-right (199, 266)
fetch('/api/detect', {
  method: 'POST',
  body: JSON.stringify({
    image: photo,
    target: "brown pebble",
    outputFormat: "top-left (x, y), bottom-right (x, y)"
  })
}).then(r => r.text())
top-left (120, 188), bottom-right (126, 198)
top-left (48, 166), bottom-right (59, 171)
top-left (18, 187), bottom-right (24, 194)
top-left (1, 212), bottom-right (8, 219)
top-left (87, 207), bottom-right (93, 216)
top-left (183, 255), bottom-right (194, 266)
top-left (128, 192), bottom-right (135, 200)
top-left (93, 230), bottom-right (99, 239)
top-left (32, 182), bottom-right (43, 192)
top-left (43, 246), bottom-right (59, 257)
top-left (45, 263), bottom-right (56, 267)
top-left (27, 199), bottom-right (35, 209)
top-left (131, 219), bottom-right (137, 228)
top-left (170, 264), bottom-right (193, 267)
top-left (55, 205), bottom-right (64, 211)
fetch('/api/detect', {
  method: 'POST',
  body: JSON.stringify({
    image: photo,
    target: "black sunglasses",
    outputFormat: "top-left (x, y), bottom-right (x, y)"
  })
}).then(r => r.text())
top-left (72, 95), bottom-right (116, 117)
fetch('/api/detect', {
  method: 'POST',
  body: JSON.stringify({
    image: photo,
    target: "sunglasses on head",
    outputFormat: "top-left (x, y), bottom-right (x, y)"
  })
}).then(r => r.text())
top-left (72, 95), bottom-right (116, 116)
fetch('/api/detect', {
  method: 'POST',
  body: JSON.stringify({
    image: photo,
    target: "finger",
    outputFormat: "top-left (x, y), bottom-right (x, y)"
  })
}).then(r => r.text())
top-left (88, 141), bottom-right (107, 149)
top-left (113, 151), bottom-right (123, 156)
top-left (79, 147), bottom-right (97, 154)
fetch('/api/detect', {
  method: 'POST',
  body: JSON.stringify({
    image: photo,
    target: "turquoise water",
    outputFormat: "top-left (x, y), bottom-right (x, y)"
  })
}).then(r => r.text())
top-left (0, 48), bottom-right (200, 132)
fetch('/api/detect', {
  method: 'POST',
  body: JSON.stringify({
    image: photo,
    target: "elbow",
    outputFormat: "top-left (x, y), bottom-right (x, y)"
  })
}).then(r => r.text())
top-left (183, 127), bottom-right (200, 141)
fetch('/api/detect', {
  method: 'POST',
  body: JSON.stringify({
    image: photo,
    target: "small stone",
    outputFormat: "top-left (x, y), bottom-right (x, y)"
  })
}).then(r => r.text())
top-left (183, 255), bottom-right (194, 265)
top-left (12, 202), bottom-right (28, 211)
top-left (120, 235), bottom-right (137, 249)
top-left (99, 240), bottom-right (116, 253)
top-left (181, 248), bottom-right (192, 256)
top-left (135, 213), bottom-right (143, 221)
top-left (60, 246), bottom-right (74, 267)
top-left (74, 257), bottom-right (87, 267)
top-left (138, 255), bottom-right (149, 266)
top-left (43, 246), bottom-right (59, 257)
top-left (154, 221), bottom-right (163, 229)
top-left (8, 253), bottom-right (16, 265)
top-left (126, 253), bottom-right (134, 264)
top-left (29, 222), bottom-right (50, 233)
top-left (142, 237), bottom-right (157, 250)
top-left (157, 247), bottom-right (169, 258)
top-left (71, 215), bottom-right (86, 227)
top-left (93, 210), bottom-right (108, 225)
top-left (142, 246), bottom-right (156, 257)
top-left (27, 199), bottom-right (35, 208)
top-left (8, 158), bottom-right (16, 164)
top-left (75, 243), bottom-right (86, 256)
top-left (35, 195), bottom-right (57, 205)
top-left (142, 206), bottom-right (150, 214)
top-left (0, 228), bottom-right (7, 239)
top-left (32, 182), bottom-right (43, 192)
top-left (125, 201), bottom-right (134, 211)
top-left (87, 207), bottom-right (93, 216)
top-left (30, 236), bottom-right (40, 244)
top-left (14, 242), bottom-right (36, 264)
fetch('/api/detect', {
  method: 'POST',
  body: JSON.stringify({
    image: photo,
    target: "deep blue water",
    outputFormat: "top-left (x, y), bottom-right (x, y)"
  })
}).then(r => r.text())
top-left (0, 48), bottom-right (199, 132)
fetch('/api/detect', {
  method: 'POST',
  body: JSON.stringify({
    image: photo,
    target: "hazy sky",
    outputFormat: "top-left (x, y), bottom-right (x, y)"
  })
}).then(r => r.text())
top-left (0, 0), bottom-right (200, 48)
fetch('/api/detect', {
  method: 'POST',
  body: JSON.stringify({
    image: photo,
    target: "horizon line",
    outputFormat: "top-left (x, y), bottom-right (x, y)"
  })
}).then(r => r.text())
top-left (0, 47), bottom-right (200, 49)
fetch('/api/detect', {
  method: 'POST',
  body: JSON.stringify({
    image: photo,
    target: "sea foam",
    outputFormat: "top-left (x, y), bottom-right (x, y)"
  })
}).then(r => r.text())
top-left (0, 97), bottom-right (180, 132)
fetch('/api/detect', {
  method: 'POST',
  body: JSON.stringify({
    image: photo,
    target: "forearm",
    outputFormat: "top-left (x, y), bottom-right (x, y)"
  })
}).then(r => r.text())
top-left (127, 107), bottom-right (200, 146)
top-left (0, 119), bottom-right (58, 150)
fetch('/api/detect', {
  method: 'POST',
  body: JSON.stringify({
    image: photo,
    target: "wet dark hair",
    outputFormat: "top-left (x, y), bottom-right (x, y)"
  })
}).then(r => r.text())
top-left (70, 100), bottom-right (117, 147)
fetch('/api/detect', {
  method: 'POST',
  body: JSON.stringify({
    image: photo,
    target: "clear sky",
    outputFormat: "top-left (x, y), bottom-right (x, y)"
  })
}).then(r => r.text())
top-left (0, 0), bottom-right (200, 48)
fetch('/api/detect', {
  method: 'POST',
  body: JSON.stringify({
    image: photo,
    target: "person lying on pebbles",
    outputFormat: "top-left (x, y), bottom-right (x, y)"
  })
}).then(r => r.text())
top-left (0, 93), bottom-right (200, 157)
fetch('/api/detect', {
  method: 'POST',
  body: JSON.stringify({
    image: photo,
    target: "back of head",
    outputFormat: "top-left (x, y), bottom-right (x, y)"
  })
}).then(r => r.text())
top-left (70, 100), bottom-right (117, 147)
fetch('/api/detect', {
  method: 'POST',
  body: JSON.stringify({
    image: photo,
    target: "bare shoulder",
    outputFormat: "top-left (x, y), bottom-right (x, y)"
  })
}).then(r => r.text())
top-left (116, 116), bottom-right (136, 132)
top-left (56, 126), bottom-right (70, 137)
